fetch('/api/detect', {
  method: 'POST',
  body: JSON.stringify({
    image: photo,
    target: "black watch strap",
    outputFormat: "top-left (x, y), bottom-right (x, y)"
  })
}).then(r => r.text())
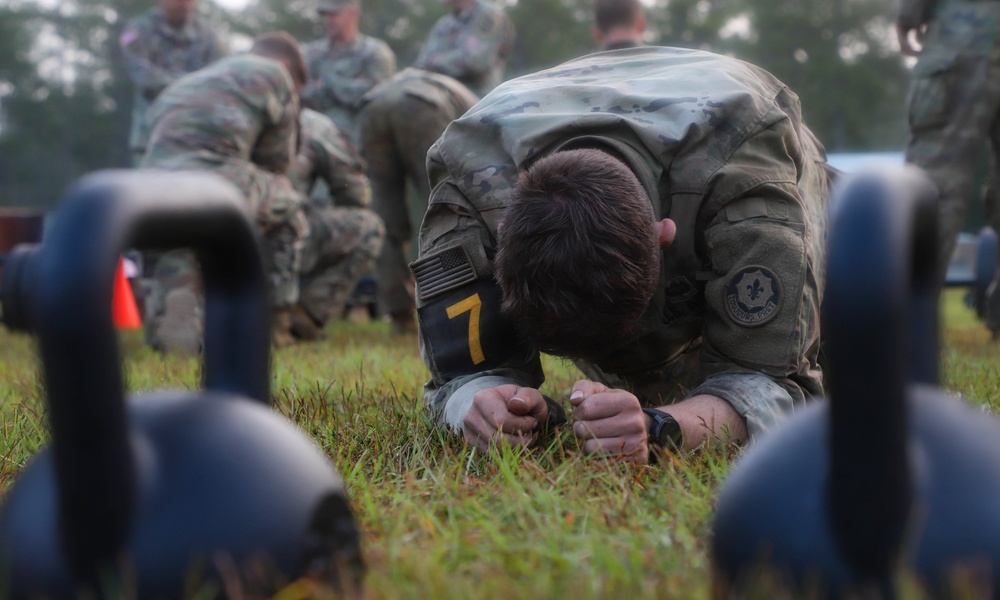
top-left (641, 407), bottom-right (683, 450)
top-left (541, 395), bottom-right (567, 431)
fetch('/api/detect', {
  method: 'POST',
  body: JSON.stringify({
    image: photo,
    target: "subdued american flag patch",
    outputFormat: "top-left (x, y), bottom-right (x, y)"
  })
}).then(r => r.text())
top-left (412, 245), bottom-right (477, 301)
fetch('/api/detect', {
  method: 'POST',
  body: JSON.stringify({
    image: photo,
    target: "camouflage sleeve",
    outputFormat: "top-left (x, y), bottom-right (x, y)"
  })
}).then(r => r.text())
top-left (250, 76), bottom-right (300, 173)
top-left (302, 42), bottom-right (396, 111)
top-left (312, 118), bottom-right (372, 208)
top-left (694, 119), bottom-right (826, 440)
top-left (414, 9), bottom-right (512, 80)
top-left (413, 168), bottom-right (544, 429)
top-left (119, 19), bottom-right (184, 99)
top-left (897, 0), bottom-right (936, 29)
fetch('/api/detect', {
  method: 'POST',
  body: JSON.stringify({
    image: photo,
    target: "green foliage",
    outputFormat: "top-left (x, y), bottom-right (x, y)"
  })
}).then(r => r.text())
top-left (0, 0), bottom-right (912, 208)
top-left (0, 290), bottom-right (997, 597)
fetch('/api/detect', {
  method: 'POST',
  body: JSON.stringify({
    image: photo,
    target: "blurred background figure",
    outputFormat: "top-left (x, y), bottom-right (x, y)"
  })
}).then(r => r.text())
top-left (300, 0), bottom-right (396, 140)
top-left (897, 0), bottom-right (1000, 334)
top-left (287, 107), bottom-right (385, 340)
top-left (141, 32), bottom-right (311, 350)
top-left (119, 0), bottom-right (228, 165)
top-left (356, 68), bottom-right (478, 335)
top-left (413, 0), bottom-right (515, 97)
top-left (593, 0), bottom-right (646, 51)
top-left (300, 0), bottom-right (396, 323)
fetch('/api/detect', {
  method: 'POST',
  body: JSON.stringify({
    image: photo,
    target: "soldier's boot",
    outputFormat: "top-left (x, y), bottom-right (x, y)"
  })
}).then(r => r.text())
top-left (271, 308), bottom-right (296, 348)
top-left (152, 287), bottom-right (202, 355)
top-left (389, 308), bottom-right (417, 336)
top-left (289, 304), bottom-right (326, 341)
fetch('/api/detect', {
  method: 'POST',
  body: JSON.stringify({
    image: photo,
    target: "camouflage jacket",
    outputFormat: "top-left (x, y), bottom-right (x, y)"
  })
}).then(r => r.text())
top-left (300, 34), bottom-right (397, 136)
top-left (359, 67), bottom-right (479, 117)
top-left (412, 47), bottom-right (831, 440)
top-left (413, 0), bottom-right (515, 97)
top-left (142, 54), bottom-right (298, 174)
top-left (290, 108), bottom-right (372, 208)
top-left (119, 7), bottom-right (228, 152)
top-left (898, 0), bottom-right (1000, 85)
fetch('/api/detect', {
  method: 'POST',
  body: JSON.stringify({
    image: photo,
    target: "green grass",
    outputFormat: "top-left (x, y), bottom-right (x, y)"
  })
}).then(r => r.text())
top-left (0, 288), bottom-right (998, 598)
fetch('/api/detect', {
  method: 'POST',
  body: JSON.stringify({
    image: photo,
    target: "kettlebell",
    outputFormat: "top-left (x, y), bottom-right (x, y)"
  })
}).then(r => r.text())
top-left (712, 166), bottom-right (1000, 597)
top-left (0, 170), bottom-right (362, 598)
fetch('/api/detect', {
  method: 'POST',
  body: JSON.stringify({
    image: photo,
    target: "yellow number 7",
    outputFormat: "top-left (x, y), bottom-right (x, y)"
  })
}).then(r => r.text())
top-left (446, 293), bottom-right (485, 365)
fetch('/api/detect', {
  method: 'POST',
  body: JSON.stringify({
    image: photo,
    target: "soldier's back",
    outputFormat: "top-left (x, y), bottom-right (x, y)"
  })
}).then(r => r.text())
top-left (142, 54), bottom-right (296, 169)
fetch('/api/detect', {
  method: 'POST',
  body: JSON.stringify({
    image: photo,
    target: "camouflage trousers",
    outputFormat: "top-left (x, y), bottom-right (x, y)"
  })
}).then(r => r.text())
top-left (359, 93), bottom-right (457, 317)
top-left (299, 203), bottom-right (385, 325)
top-left (903, 2), bottom-right (1000, 328)
top-left (143, 203), bottom-right (383, 351)
top-left (142, 163), bottom-right (308, 352)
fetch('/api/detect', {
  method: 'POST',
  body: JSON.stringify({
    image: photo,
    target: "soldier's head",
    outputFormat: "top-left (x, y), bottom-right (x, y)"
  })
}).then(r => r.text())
top-left (251, 32), bottom-right (309, 90)
top-left (593, 0), bottom-right (646, 48)
top-left (160, 0), bottom-right (196, 28)
top-left (494, 148), bottom-right (671, 361)
top-left (317, 0), bottom-right (360, 45)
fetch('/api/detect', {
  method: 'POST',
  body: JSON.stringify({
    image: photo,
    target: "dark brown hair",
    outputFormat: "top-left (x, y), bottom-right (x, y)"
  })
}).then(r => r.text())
top-left (494, 148), bottom-right (659, 360)
top-left (250, 31), bottom-right (308, 87)
top-left (594, 0), bottom-right (644, 34)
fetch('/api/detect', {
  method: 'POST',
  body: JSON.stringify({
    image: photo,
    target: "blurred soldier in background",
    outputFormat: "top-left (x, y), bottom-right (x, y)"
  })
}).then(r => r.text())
top-left (119, 0), bottom-right (228, 165)
top-left (414, 0), bottom-right (515, 97)
top-left (141, 32), bottom-right (311, 350)
top-left (897, 0), bottom-right (1000, 333)
top-left (356, 68), bottom-right (478, 335)
top-left (593, 0), bottom-right (646, 51)
top-left (287, 108), bottom-right (385, 340)
top-left (301, 0), bottom-right (396, 322)
top-left (300, 0), bottom-right (396, 139)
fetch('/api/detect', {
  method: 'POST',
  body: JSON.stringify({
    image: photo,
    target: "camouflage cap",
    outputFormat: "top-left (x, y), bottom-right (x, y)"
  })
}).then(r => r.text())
top-left (317, 0), bottom-right (358, 13)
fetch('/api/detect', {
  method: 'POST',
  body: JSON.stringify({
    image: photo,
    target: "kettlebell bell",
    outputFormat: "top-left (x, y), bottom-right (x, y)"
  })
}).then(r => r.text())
top-left (0, 170), bottom-right (362, 598)
top-left (712, 165), bottom-right (1000, 597)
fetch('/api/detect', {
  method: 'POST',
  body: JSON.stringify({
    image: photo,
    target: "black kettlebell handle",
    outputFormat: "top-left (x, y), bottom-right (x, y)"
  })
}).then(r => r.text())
top-left (1, 170), bottom-right (271, 578)
top-left (9, 169), bottom-right (271, 402)
top-left (825, 165), bottom-right (940, 395)
top-left (824, 165), bottom-right (939, 579)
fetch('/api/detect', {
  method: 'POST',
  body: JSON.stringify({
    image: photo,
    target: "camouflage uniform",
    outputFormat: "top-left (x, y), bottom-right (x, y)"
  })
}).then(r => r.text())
top-left (119, 6), bottom-right (228, 164)
top-left (898, 0), bottom-right (1000, 329)
top-left (291, 108), bottom-right (385, 327)
top-left (412, 47), bottom-right (831, 440)
top-left (357, 68), bottom-right (478, 325)
top-left (142, 54), bottom-right (307, 351)
top-left (300, 33), bottom-right (396, 139)
top-left (414, 0), bottom-right (515, 97)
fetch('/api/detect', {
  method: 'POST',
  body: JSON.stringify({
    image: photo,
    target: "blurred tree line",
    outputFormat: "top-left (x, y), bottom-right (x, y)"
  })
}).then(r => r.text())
top-left (0, 0), bottom-right (909, 207)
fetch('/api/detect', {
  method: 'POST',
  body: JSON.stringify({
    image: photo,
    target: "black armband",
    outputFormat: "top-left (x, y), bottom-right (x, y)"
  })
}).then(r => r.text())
top-left (413, 245), bottom-right (525, 381)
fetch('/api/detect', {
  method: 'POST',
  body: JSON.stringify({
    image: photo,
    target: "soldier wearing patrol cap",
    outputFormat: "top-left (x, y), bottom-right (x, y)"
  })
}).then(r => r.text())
top-left (300, 0), bottom-right (396, 140)
top-left (412, 46), bottom-right (832, 463)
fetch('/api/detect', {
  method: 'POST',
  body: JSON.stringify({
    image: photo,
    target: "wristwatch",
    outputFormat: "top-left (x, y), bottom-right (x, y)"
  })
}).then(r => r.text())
top-left (641, 407), bottom-right (683, 450)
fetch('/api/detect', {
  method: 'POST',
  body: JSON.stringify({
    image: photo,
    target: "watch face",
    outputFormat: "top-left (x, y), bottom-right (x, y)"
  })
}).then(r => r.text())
top-left (644, 408), bottom-right (682, 449)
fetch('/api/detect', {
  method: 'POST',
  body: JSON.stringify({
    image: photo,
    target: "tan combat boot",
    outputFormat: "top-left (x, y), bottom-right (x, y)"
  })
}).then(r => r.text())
top-left (289, 304), bottom-right (326, 341)
top-left (271, 308), bottom-right (296, 348)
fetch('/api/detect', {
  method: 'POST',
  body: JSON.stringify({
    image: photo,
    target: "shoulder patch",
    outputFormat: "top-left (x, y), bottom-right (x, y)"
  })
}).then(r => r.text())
top-left (724, 265), bottom-right (782, 327)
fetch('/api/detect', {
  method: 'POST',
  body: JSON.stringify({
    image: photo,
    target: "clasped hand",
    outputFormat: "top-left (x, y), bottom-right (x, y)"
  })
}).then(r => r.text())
top-left (462, 380), bottom-right (649, 463)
